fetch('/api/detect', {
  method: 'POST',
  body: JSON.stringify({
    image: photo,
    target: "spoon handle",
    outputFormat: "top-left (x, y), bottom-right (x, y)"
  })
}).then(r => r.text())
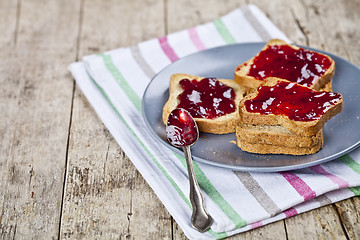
top-left (183, 146), bottom-right (213, 232)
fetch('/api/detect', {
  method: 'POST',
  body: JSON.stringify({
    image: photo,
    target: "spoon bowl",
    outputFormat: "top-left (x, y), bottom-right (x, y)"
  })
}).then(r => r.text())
top-left (166, 108), bottom-right (213, 232)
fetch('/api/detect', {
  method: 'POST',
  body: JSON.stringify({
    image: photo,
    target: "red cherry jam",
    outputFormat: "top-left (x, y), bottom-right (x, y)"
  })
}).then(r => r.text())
top-left (177, 78), bottom-right (236, 119)
top-left (166, 108), bottom-right (198, 147)
top-left (248, 45), bottom-right (332, 87)
top-left (244, 81), bottom-right (342, 121)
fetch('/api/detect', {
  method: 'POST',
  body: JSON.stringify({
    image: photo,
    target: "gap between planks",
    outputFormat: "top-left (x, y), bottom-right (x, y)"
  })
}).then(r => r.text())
top-left (57, 0), bottom-right (84, 239)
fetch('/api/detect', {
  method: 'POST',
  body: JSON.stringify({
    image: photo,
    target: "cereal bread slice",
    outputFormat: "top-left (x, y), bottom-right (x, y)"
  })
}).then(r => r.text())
top-left (162, 73), bottom-right (247, 134)
top-left (236, 138), bottom-right (323, 155)
top-left (236, 123), bottom-right (323, 148)
top-left (234, 39), bottom-right (335, 90)
top-left (239, 77), bottom-right (343, 136)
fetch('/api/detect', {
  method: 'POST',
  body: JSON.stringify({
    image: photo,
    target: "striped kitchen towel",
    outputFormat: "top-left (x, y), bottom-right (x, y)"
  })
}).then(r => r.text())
top-left (68, 5), bottom-right (360, 240)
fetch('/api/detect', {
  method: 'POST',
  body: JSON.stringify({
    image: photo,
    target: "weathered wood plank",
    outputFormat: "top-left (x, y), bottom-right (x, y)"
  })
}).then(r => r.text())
top-left (60, 0), bottom-right (172, 239)
top-left (78, 0), bottom-right (166, 56)
top-left (285, 206), bottom-right (347, 240)
top-left (335, 198), bottom-right (360, 240)
top-left (0, 0), bottom-right (80, 239)
top-left (0, 0), bottom-right (18, 46)
top-left (289, 0), bottom-right (360, 60)
top-left (249, 0), bottom-right (307, 44)
top-left (61, 90), bottom-right (139, 239)
top-left (166, 0), bottom-right (246, 33)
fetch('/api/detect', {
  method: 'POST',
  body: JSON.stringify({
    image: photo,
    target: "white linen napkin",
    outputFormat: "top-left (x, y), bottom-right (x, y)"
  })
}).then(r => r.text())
top-left (68, 5), bottom-right (360, 239)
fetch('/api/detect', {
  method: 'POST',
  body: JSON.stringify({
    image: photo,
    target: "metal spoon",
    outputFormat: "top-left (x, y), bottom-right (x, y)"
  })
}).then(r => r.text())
top-left (166, 108), bottom-right (213, 232)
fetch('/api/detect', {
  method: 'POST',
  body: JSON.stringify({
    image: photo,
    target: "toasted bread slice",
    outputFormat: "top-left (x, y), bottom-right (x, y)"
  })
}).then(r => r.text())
top-left (162, 74), bottom-right (247, 134)
top-left (236, 138), bottom-right (323, 155)
top-left (236, 123), bottom-right (323, 148)
top-left (239, 78), bottom-right (343, 136)
top-left (235, 39), bottom-right (335, 90)
top-left (321, 81), bottom-right (332, 92)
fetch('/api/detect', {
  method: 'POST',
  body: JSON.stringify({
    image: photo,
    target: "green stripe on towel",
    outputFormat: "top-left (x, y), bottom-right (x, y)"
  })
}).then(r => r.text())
top-left (209, 229), bottom-right (228, 239)
top-left (349, 186), bottom-right (360, 196)
top-left (213, 19), bottom-right (236, 44)
top-left (100, 53), bottom-right (142, 112)
top-left (340, 154), bottom-right (360, 175)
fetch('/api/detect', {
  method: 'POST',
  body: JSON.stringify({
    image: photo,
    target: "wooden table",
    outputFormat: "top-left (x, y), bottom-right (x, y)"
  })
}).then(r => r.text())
top-left (1, 0), bottom-right (359, 239)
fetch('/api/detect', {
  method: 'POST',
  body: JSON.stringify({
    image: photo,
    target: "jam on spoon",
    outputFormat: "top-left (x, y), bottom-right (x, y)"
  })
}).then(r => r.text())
top-left (166, 108), bottom-right (198, 147)
top-left (166, 108), bottom-right (213, 232)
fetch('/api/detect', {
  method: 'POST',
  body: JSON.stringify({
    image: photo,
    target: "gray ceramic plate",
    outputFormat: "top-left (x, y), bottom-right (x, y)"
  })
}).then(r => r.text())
top-left (142, 42), bottom-right (360, 172)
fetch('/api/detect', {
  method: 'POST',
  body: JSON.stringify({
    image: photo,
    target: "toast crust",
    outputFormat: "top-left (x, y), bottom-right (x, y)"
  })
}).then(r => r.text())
top-left (235, 39), bottom-right (335, 90)
top-left (162, 74), bottom-right (247, 134)
top-left (239, 77), bottom-right (343, 136)
top-left (236, 139), bottom-right (323, 155)
top-left (236, 124), bottom-right (323, 148)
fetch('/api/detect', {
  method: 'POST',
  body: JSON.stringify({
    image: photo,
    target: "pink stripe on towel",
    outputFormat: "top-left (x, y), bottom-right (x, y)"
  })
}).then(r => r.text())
top-left (158, 36), bottom-right (179, 62)
top-left (283, 207), bottom-right (298, 218)
top-left (250, 221), bottom-right (263, 229)
top-left (309, 165), bottom-right (350, 188)
top-left (281, 172), bottom-right (317, 201)
top-left (188, 27), bottom-right (206, 50)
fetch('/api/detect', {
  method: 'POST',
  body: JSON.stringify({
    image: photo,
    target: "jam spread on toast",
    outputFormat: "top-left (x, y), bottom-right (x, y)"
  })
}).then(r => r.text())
top-left (248, 45), bottom-right (332, 87)
top-left (244, 81), bottom-right (342, 121)
top-left (177, 78), bottom-right (236, 119)
top-left (166, 108), bottom-right (198, 147)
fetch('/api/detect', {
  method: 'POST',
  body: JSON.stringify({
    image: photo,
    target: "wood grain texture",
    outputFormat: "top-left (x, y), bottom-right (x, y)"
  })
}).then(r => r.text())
top-left (335, 198), bottom-right (360, 240)
top-left (60, 0), bottom-right (172, 239)
top-left (78, 0), bottom-right (166, 57)
top-left (285, 206), bottom-right (347, 240)
top-left (166, 0), bottom-right (246, 33)
top-left (0, 0), bottom-right (18, 46)
top-left (0, 0), bottom-right (80, 239)
top-left (249, 0), bottom-right (307, 44)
